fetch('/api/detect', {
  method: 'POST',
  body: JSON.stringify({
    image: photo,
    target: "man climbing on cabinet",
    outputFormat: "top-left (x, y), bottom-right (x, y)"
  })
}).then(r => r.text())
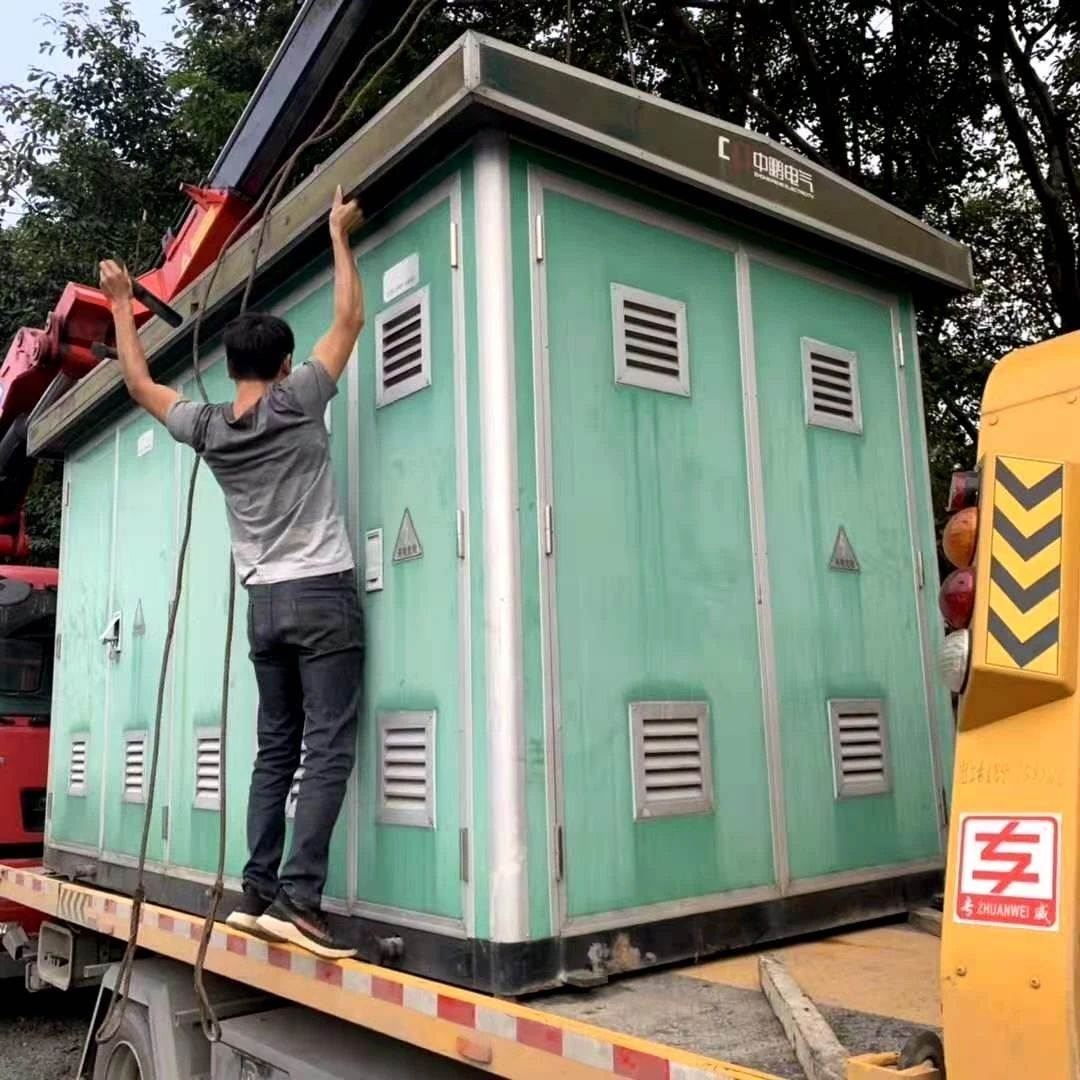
top-left (99, 186), bottom-right (366, 960)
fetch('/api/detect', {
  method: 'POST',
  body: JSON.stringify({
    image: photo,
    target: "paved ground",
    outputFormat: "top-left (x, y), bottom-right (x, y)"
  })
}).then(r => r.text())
top-left (688, 924), bottom-right (941, 1028)
top-left (541, 923), bottom-right (941, 1078)
top-left (0, 985), bottom-right (96, 1080)
top-left (543, 972), bottom-right (809, 1077)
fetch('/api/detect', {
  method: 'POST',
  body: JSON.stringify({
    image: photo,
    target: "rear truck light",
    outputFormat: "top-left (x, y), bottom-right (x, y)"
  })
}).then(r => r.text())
top-left (947, 469), bottom-right (980, 511)
top-left (943, 506), bottom-right (978, 568)
top-left (937, 468), bottom-right (980, 694)
top-left (939, 629), bottom-right (971, 694)
top-left (940, 567), bottom-right (976, 629)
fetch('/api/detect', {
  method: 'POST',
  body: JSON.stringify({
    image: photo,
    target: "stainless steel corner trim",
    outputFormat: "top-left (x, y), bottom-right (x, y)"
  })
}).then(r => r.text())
top-left (474, 133), bottom-right (529, 943)
top-left (461, 30), bottom-right (482, 89)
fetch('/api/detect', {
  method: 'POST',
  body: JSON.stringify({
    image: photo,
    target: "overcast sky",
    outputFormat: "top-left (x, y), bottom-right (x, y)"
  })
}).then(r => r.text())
top-left (0, 1), bottom-right (176, 90)
top-left (0, 2), bottom-right (177, 226)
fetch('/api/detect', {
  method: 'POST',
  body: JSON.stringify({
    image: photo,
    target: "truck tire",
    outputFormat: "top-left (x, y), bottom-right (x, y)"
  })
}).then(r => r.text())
top-left (93, 1005), bottom-right (158, 1080)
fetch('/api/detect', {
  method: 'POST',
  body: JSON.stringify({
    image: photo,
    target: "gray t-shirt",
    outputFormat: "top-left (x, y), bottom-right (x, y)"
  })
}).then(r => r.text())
top-left (166, 359), bottom-right (354, 585)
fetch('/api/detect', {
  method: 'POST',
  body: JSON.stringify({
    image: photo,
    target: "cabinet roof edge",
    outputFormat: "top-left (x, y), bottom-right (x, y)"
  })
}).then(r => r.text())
top-left (31, 32), bottom-right (970, 457)
top-left (466, 33), bottom-right (970, 294)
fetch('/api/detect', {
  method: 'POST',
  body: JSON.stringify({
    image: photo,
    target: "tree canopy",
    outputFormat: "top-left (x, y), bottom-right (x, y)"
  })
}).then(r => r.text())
top-left (0, 0), bottom-right (1076, 563)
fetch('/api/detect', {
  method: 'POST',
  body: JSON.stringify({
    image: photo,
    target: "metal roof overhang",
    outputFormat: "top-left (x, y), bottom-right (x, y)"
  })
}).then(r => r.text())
top-left (30, 32), bottom-right (972, 457)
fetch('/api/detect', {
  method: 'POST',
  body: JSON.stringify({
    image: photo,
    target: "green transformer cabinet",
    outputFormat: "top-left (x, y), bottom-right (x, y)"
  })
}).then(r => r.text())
top-left (35, 34), bottom-right (971, 994)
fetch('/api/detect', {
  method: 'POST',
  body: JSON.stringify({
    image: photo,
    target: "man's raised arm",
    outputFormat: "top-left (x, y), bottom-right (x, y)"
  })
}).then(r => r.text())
top-left (99, 260), bottom-right (180, 424)
top-left (312, 185), bottom-right (366, 383)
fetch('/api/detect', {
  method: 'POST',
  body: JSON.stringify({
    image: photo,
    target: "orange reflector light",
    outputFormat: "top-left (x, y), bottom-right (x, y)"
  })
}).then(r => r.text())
top-left (940, 567), bottom-right (976, 629)
top-left (943, 506), bottom-right (978, 568)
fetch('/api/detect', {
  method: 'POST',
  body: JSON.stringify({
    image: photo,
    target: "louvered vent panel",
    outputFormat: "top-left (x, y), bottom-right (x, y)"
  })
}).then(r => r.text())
top-left (612, 284), bottom-right (690, 397)
top-left (829, 699), bottom-right (891, 798)
top-left (803, 339), bottom-right (862, 433)
top-left (377, 712), bottom-right (435, 828)
top-left (123, 734), bottom-right (147, 803)
top-left (375, 286), bottom-right (431, 407)
top-left (630, 702), bottom-right (713, 819)
top-left (69, 737), bottom-right (88, 796)
top-left (194, 730), bottom-right (222, 809)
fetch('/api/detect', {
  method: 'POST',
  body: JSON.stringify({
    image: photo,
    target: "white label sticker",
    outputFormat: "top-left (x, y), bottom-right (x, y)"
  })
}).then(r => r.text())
top-left (383, 253), bottom-right (420, 303)
top-left (955, 814), bottom-right (1061, 931)
top-left (364, 529), bottom-right (383, 592)
top-left (136, 430), bottom-right (154, 457)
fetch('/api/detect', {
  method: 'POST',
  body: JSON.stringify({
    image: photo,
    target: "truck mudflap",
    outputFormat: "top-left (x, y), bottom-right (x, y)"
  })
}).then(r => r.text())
top-left (0, 863), bottom-right (776, 1080)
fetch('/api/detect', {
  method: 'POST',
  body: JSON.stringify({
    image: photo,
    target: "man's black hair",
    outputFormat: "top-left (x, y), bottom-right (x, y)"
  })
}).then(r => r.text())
top-left (224, 312), bottom-right (295, 381)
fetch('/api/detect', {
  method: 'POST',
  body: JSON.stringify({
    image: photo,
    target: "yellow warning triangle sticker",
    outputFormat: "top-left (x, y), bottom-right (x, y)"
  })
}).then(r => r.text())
top-left (829, 526), bottom-right (860, 572)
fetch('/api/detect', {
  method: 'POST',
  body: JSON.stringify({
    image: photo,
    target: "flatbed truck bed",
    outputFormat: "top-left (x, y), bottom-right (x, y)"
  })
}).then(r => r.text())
top-left (1, 864), bottom-right (775, 1079)
top-left (0, 863), bottom-right (942, 1079)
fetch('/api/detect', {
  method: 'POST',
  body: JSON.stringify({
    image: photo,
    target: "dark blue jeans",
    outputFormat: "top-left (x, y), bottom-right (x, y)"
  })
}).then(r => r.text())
top-left (244, 570), bottom-right (363, 910)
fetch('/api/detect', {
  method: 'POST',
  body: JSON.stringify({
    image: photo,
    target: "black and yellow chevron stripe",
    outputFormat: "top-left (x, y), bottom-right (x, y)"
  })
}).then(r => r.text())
top-left (986, 456), bottom-right (1063, 674)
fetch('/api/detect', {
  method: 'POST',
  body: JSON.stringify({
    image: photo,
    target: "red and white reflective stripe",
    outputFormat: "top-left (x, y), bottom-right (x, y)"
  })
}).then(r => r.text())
top-left (146, 901), bottom-right (740, 1078)
top-left (0, 866), bottom-right (758, 1080)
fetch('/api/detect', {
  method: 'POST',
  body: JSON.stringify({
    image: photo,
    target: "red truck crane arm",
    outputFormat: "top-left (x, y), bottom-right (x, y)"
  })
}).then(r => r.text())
top-left (0, 185), bottom-right (251, 558)
top-left (0, 0), bottom-right (383, 559)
